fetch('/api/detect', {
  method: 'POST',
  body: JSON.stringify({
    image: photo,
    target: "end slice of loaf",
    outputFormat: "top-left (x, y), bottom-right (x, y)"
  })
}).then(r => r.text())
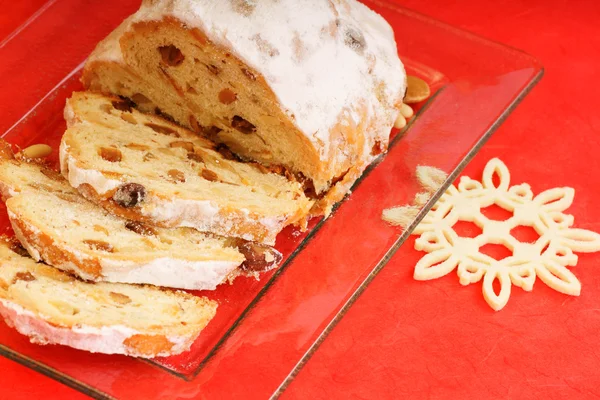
top-left (61, 92), bottom-right (313, 244)
top-left (0, 144), bottom-right (281, 290)
top-left (82, 2), bottom-right (406, 216)
top-left (0, 237), bottom-right (217, 358)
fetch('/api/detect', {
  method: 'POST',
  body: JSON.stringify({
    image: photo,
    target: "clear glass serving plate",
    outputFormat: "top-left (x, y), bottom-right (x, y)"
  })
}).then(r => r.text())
top-left (0, 0), bottom-right (542, 398)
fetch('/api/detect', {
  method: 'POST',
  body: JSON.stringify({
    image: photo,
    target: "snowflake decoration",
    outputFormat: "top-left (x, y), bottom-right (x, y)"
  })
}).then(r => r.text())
top-left (412, 158), bottom-right (600, 311)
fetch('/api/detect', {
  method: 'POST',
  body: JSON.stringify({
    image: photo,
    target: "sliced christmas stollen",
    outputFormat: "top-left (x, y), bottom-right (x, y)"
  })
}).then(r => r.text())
top-left (61, 92), bottom-right (313, 245)
top-left (0, 237), bottom-right (216, 358)
top-left (0, 145), bottom-right (281, 290)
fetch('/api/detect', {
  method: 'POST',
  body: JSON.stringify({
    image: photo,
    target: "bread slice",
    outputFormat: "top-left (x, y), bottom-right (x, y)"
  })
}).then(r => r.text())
top-left (0, 237), bottom-right (217, 358)
top-left (81, 1), bottom-right (406, 215)
top-left (61, 92), bottom-right (312, 244)
top-left (0, 144), bottom-right (281, 290)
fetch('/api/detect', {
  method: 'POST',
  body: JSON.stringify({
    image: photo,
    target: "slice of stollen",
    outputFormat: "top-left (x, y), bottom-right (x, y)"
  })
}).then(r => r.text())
top-left (0, 236), bottom-right (217, 358)
top-left (0, 143), bottom-right (282, 290)
top-left (61, 92), bottom-right (313, 245)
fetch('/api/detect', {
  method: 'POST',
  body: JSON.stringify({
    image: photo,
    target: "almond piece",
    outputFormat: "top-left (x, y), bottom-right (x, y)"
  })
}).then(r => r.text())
top-left (20, 144), bottom-right (52, 159)
top-left (404, 76), bottom-right (431, 104)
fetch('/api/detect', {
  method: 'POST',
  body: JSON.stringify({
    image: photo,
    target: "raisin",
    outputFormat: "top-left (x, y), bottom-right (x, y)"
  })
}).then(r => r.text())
top-left (233, 239), bottom-right (283, 272)
top-left (201, 169), bottom-right (219, 182)
top-left (113, 183), bottom-right (146, 208)
top-left (219, 89), bottom-right (237, 105)
top-left (231, 116), bottom-right (256, 134)
top-left (83, 240), bottom-right (114, 253)
top-left (215, 144), bottom-right (240, 161)
top-left (145, 123), bottom-right (180, 137)
top-left (125, 221), bottom-right (157, 236)
top-left (158, 45), bottom-right (185, 66)
top-left (99, 147), bottom-right (122, 163)
top-left (112, 98), bottom-right (135, 112)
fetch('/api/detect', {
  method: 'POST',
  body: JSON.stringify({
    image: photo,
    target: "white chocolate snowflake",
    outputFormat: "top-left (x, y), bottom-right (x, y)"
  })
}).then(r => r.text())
top-left (412, 158), bottom-right (600, 311)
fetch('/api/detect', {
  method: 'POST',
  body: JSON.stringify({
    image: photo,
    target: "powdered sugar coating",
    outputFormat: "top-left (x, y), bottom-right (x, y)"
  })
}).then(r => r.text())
top-left (100, 257), bottom-right (239, 290)
top-left (0, 300), bottom-right (191, 357)
top-left (131, 0), bottom-right (406, 161)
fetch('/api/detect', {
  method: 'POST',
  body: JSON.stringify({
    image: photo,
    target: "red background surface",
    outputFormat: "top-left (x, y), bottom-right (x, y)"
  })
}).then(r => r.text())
top-left (1, 0), bottom-right (599, 399)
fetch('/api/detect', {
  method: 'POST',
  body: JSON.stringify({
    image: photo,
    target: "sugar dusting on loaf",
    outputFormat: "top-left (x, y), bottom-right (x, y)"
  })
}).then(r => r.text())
top-left (132, 0), bottom-right (406, 153)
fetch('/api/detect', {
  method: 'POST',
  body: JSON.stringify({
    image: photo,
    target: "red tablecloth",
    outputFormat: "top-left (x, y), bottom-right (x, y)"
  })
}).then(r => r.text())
top-left (2, 0), bottom-right (599, 399)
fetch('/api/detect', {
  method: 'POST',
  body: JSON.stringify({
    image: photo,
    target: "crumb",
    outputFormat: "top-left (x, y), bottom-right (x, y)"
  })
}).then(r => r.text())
top-left (416, 166), bottom-right (447, 193)
top-left (382, 205), bottom-right (420, 229)
top-left (413, 192), bottom-right (431, 207)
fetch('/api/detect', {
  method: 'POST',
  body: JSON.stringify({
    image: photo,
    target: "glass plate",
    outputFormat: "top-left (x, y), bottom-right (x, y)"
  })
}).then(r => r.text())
top-left (0, 0), bottom-right (542, 398)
